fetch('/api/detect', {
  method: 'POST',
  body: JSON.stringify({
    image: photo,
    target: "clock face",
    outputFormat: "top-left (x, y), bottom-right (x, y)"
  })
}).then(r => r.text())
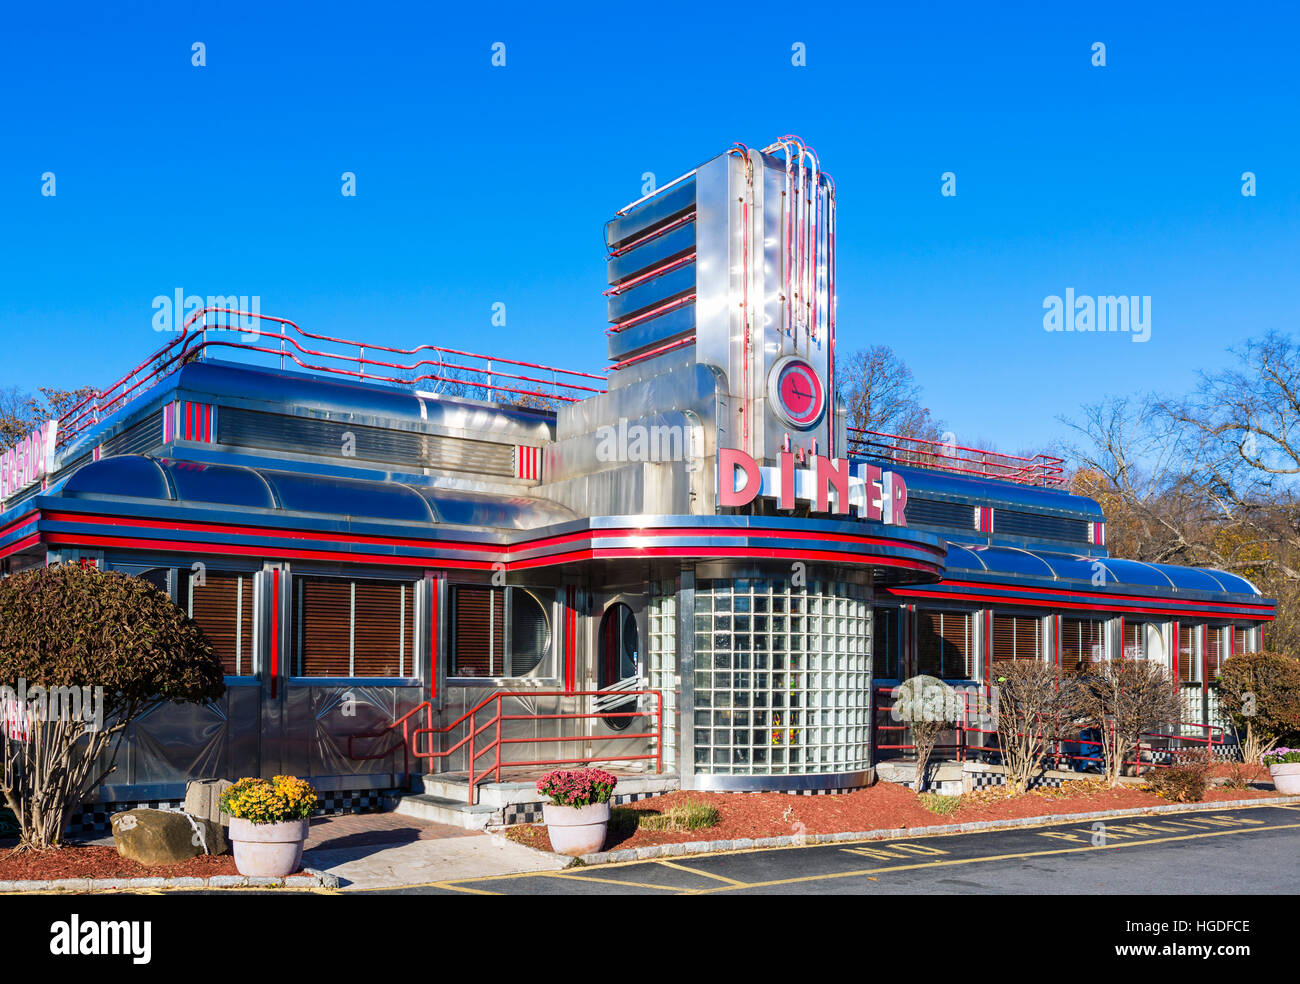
top-left (770, 357), bottom-right (825, 428)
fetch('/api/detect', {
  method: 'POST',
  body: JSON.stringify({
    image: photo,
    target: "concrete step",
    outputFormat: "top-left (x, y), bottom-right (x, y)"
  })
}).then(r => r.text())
top-left (411, 772), bottom-right (680, 809)
top-left (388, 793), bottom-right (502, 830)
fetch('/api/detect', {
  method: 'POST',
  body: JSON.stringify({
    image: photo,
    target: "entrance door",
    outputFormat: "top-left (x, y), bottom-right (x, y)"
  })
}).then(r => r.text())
top-left (596, 602), bottom-right (641, 730)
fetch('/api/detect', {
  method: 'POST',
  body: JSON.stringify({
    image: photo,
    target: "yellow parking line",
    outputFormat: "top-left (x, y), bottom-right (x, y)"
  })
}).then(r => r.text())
top-left (426, 880), bottom-right (503, 896)
top-left (654, 859), bottom-right (750, 887)
top-left (691, 820), bottom-right (1300, 894)
top-left (542, 871), bottom-right (683, 892)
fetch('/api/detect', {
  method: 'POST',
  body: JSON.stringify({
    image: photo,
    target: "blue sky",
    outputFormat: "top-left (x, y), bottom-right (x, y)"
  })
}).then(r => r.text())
top-left (1, 1), bottom-right (1296, 453)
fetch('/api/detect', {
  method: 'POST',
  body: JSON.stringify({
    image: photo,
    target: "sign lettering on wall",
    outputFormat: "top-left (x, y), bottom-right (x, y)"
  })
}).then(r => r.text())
top-left (0, 420), bottom-right (58, 502)
top-left (717, 448), bottom-right (908, 526)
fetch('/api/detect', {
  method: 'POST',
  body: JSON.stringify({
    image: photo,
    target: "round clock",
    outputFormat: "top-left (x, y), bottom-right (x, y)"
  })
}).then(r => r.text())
top-left (768, 356), bottom-right (825, 429)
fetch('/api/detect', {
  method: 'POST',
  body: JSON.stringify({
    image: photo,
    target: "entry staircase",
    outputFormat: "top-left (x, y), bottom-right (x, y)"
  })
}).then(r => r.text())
top-left (348, 686), bottom-right (673, 829)
top-left (389, 769), bottom-right (679, 830)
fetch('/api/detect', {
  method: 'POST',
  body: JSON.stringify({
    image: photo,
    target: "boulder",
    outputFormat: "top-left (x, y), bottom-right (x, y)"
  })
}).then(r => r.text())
top-left (110, 809), bottom-right (229, 867)
top-left (184, 778), bottom-right (233, 826)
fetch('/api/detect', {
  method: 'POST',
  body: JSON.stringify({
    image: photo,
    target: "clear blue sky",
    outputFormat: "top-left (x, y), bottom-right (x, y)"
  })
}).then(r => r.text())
top-left (1, 1), bottom-right (1296, 453)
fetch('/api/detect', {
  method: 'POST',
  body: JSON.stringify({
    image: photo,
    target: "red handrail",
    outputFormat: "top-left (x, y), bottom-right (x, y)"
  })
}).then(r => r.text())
top-left (348, 688), bottom-right (664, 804)
top-left (847, 427), bottom-right (1065, 487)
top-left (55, 307), bottom-right (607, 452)
top-left (872, 684), bottom-right (1224, 777)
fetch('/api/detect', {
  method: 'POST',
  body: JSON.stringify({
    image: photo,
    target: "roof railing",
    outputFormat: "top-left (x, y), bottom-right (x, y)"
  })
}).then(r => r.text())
top-left (846, 426), bottom-right (1065, 488)
top-left (55, 308), bottom-right (608, 452)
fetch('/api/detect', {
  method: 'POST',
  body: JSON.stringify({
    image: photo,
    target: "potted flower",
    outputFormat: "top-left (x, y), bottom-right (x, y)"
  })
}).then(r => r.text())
top-left (219, 776), bottom-right (318, 877)
top-left (1261, 748), bottom-right (1300, 795)
top-left (536, 768), bottom-right (618, 856)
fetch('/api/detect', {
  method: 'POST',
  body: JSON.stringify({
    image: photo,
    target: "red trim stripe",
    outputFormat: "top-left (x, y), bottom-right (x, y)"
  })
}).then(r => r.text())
top-left (41, 511), bottom-right (946, 562)
top-left (564, 585), bottom-right (578, 692)
top-left (429, 575), bottom-right (440, 700)
top-left (881, 585), bottom-right (1271, 621)
top-left (269, 570), bottom-right (279, 699)
top-left (887, 577), bottom-right (1273, 613)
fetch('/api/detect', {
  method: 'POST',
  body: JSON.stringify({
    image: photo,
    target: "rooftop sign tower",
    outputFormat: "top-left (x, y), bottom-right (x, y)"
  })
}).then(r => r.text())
top-left (541, 136), bottom-right (843, 516)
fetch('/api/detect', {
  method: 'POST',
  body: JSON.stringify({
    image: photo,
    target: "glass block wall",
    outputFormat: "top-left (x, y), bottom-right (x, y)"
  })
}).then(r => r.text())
top-left (692, 577), bottom-right (872, 777)
top-left (647, 580), bottom-right (678, 769)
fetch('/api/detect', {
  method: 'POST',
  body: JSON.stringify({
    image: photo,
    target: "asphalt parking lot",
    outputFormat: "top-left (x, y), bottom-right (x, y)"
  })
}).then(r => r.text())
top-left (379, 802), bottom-right (1300, 895)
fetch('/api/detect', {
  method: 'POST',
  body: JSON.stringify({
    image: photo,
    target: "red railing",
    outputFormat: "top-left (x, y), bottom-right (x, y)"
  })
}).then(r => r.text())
top-left (55, 307), bottom-right (608, 452)
top-left (847, 428), bottom-right (1065, 487)
top-left (873, 685), bottom-right (1225, 776)
top-left (347, 689), bottom-right (664, 804)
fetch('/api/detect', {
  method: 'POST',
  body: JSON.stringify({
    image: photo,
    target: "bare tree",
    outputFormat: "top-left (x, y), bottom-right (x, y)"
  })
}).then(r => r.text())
top-left (1061, 332), bottom-right (1300, 653)
top-left (993, 661), bottom-right (1082, 794)
top-left (1079, 660), bottom-right (1181, 785)
top-left (839, 345), bottom-right (942, 439)
top-left (0, 386), bottom-right (94, 447)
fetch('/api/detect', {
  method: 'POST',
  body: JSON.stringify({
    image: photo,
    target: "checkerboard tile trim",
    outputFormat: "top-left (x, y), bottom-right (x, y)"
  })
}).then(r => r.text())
top-left (68, 788), bottom-right (399, 835)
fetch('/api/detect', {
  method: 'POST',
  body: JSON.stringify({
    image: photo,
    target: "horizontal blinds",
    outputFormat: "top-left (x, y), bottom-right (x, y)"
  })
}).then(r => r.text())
top-left (453, 586), bottom-right (503, 677)
top-left (299, 579), bottom-right (352, 677)
top-left (991, 614), bottom-right (1040, 666)
top-left (188, 572), bottom-right (255, 675)
top-left (1061, 617), bottom-right (1104, 673)
top-left (353, 582), bottom-right (413, 677)
top-left (872, 608), bottom-right (901, 679)
top-left (916, 610), bottom-right (973, 680)
top-left (1232, 627), bottom-right (1248, 656)
top-left (1122, 621), bottom-right (1144, 661)
top-left (297, 577), bottom-right (416, 678)
top-left (1178, 625), bottom-right (1197, 682)
top-left (1204, 628), bottom-right (1222, 681)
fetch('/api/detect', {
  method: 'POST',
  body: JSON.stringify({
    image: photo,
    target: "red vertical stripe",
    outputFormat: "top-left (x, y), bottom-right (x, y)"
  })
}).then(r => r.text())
top-left (1171, 620), bottom-right (1179, 692)
top-left (202, 405), bottom-right (211, 442)
top-left (270, 570), bottom-right (279, 699)
top-left (429, 575), bottom-right (440, 701)
top-left (565, 585), bottom-right (577, 692)
top-left (186, 402), bottom-right (194, 440)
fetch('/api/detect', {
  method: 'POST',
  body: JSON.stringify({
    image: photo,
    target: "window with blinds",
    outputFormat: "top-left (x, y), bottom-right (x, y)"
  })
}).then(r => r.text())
top-left (451, 585), bottom-right (552, 678)
top-left (186, 570), bottom-right (256, 676)
top-left (1231, 626), bottom-right (1250, 656)
top-left (1204, 627), bottom-right (1223, 682)
top-left (1177, 624), bottom-right (1198, 683)
top-left (295, 577), bottom-right (415, 678)
top-left (1122, 621), bottom-right (1145, 661)
top-left (916, 610), bottom-right (974, 680)
top-left (872, 607), bottom-right (902, 679)
top-left (1061, 617), bottom-right (1105, 674)
top-left (990, 614), bottom-right (1042, 668)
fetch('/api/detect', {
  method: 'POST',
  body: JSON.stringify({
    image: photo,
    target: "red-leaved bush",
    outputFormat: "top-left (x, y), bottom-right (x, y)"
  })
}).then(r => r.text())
top-left (536, 768), bottom-right (618, 807)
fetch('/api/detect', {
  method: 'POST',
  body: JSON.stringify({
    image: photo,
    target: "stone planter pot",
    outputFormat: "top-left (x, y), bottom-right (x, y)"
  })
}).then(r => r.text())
top-left (1268, 762), bottom-right (1300, 796)
top-left (542, 801), bottom-right (611, 856)
top-left (228, 817), bottom-right (310, 877)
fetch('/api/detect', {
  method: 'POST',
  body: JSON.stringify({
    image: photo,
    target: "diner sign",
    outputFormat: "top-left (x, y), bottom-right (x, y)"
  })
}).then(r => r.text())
top-left (0, 420), bottom-right (58, 502)
top-left (717, 448), bottom-right (908, 526)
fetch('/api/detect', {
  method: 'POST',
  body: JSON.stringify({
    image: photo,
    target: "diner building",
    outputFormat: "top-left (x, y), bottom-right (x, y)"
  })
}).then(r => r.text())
top-left (0, 138), bottom-right (1271, 821)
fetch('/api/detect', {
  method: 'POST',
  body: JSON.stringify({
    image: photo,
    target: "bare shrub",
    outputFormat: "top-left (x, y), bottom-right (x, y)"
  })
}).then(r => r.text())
top-left (1078, 659), bottom-right (1181, 786)
top-left (992, 661), bottom-right (1083, 795)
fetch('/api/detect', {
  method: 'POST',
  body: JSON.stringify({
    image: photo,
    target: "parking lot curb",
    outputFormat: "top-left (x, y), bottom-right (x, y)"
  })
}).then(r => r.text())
top-left (571, 795), bottom-right (1299, 866)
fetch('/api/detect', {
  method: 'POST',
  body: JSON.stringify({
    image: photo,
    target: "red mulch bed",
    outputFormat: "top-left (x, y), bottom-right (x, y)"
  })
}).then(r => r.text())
top-left (0, 845), bottom-right (266, 882)
top-left (504, 777), bottom-right (1285, 855)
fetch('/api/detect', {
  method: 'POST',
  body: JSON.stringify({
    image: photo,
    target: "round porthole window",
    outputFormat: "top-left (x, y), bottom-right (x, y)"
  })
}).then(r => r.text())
top-left (598, 603), bottom-right (640, 730)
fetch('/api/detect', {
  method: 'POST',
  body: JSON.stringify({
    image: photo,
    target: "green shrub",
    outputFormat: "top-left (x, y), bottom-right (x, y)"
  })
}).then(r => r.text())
top-left (918, 793), bottom-right (963, 816)
top-left (633, 800), bottom-right (721, 832)
top-left (0, 565), bottom-right (225, 850)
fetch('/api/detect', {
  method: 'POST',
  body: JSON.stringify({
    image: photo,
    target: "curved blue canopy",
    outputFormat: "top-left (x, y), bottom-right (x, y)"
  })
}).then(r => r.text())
top-left (946, 544), bottom-right (1262, 598)
top-left (50, 454), bottom-right (578, 531)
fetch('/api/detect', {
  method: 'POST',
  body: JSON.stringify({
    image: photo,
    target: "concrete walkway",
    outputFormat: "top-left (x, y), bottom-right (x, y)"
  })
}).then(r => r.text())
top-left (301, 813), bottom-right (564, 890)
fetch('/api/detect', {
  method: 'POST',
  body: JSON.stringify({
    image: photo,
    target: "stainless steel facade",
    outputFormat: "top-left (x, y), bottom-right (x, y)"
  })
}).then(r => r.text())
top-left (0, 138), bottom-right (1275, 804)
